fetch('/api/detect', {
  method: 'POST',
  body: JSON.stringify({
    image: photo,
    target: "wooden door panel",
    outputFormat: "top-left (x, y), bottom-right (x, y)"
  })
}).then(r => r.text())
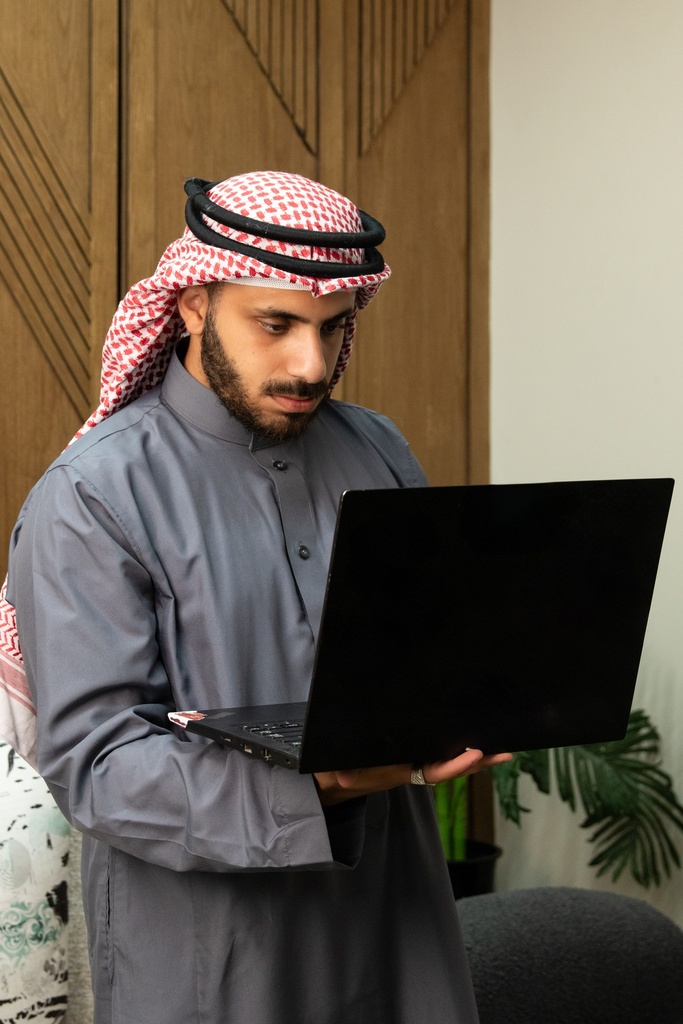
top-left (347, 2), bottom-right (471, 485)
top-left (0, 2), bottom-right (91, 184)
top-left (0, 0), bottom-right (119, 575)
top-left (124, 0), bottom-right (319, 287)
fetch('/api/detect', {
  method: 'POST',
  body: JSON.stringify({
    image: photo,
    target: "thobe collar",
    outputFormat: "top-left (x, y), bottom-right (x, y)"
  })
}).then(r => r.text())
top-left (160, 342), bottom-right (298, 450)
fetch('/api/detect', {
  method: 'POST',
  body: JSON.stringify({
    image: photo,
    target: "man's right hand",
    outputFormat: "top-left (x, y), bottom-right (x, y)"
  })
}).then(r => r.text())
top-left (314, 748), bottom-right (513, 806)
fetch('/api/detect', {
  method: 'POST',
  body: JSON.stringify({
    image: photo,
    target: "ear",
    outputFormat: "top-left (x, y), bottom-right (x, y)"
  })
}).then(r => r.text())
top-left (177, 285), bottom-right (210, 336)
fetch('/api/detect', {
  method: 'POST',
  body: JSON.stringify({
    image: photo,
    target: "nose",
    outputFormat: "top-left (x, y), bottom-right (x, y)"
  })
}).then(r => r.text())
top-left (285, 328), bottom-right (328, 383)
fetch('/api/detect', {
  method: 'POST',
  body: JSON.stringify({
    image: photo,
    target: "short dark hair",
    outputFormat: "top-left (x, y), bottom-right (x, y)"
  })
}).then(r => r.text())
top-left (205, 281), bottom-right (227, 309)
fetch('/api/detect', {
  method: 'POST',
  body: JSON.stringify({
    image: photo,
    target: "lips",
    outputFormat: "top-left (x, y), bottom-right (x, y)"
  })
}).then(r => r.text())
top-left (270, 394), bottom-right (320, 413)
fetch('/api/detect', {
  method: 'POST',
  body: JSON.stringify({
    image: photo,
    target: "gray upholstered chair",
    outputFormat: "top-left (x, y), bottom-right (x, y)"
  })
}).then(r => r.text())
top-left (457, 886), bottom-right (683, 1024)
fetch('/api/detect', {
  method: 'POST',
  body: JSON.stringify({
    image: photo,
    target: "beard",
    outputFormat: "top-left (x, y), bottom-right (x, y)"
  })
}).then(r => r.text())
top-left (200, 306), bottom-right (329, 443)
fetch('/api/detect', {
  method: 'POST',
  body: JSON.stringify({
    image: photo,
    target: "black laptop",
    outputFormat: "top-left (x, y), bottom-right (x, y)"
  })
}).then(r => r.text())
top-left (169, 478), bottom-right (674, 772)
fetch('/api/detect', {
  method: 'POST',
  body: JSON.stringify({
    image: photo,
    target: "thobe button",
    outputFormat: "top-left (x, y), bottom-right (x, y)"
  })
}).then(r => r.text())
top-left (272, 460), bottom-right (287, 471)
top-left (297, 544), bottom-right (310, 560)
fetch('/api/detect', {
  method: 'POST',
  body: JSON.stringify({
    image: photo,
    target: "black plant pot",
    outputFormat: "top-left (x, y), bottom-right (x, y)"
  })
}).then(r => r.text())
top-left (447, 840), bottom-right (502, 901)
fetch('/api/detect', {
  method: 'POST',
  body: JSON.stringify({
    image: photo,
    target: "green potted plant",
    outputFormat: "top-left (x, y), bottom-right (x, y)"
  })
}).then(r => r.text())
top-left (436, 708), bottom-right (683, 896)
top-left (436, 774), bottom-right (503, 899)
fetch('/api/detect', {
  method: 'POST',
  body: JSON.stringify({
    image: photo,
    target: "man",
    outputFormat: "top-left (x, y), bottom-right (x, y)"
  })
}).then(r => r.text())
top-left (7, 172), bottom-right (509, 1023)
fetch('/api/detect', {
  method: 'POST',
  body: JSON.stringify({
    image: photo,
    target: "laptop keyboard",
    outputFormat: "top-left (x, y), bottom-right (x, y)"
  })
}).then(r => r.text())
top-left (243, 721), bottom-right (304, 749)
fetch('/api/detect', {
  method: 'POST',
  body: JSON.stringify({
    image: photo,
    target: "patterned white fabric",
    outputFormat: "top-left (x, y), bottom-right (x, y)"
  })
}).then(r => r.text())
top-left (0, 742), bottom-right (71, 1022)
top-left (0, 171), bottom-right (391, 766)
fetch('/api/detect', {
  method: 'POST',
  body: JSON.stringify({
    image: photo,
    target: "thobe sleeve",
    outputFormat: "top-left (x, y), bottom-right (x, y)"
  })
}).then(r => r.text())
top-left (7, 466), bottom-right (365, 874)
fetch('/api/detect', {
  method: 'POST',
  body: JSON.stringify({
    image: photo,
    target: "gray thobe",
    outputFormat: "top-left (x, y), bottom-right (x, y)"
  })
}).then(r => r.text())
top-left (8, 349), bottom-right (479, 1024)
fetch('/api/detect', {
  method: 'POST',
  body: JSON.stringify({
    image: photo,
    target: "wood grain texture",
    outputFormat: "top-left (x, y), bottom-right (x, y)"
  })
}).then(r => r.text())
top-left (345, 1), bottom-right (472, 487)
top-left (466, 0), bottom-right (490, 487)
top-left (0, 0), bottom-right (119, 575)
top-left (220, 0), bottom-right (319, 155)
top-left (359, 0), bottom-right (458, 155)
top-left (123, 0), bottom-right (317, 288)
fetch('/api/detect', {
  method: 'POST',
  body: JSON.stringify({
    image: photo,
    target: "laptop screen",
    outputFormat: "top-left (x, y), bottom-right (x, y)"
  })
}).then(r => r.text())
top-left (298, 478), bottom-right (673, 771)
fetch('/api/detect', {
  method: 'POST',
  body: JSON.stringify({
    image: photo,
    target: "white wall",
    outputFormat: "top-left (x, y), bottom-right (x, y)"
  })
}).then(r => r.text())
top-left (490, 0), bottom-right (683, 923)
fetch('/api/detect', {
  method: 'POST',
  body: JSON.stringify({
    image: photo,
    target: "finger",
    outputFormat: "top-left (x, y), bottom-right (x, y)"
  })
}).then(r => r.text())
top-left (423, 749), bottom-right (484, 785)
top-left (424, 750), bottom-right (515, 784)
top-left (334, 764), bottom-right (415, 792)
top-left (478, 751), bottom-right (514, 768)
top-left (333, 769), bottom-right (361, 789)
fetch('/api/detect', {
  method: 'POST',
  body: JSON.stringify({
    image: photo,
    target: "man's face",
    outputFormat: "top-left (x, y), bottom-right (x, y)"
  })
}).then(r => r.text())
top-left (200, 284), bottom-right (355, 443)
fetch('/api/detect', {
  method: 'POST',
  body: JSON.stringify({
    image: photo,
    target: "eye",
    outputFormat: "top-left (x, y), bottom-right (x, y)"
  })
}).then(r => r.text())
top-left (322, 319), bottom-right (348, 336)
top-left (260, 320), bottom-right (289, 335)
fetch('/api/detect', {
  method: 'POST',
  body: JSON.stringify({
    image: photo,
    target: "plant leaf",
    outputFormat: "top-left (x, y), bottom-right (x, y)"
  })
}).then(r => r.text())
top-left (518, 748), bottom-right (550, 795)
top-left (506, 709), bottom-right (683, 888)
top-left (491, 758), bottom-right (525, 825)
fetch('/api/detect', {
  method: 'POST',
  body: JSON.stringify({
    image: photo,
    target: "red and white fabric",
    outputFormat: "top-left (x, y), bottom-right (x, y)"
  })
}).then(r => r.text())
top-left (0, 171), bottom-right (391, 765)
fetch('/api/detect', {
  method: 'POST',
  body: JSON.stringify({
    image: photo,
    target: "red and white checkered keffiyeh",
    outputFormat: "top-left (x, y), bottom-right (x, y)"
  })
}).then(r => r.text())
top-left (0, 171), bottom-right (391, 765)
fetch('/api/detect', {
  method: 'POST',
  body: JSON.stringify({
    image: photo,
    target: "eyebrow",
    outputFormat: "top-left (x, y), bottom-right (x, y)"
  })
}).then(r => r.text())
top-left (252, 304), bottom-right (355, 326)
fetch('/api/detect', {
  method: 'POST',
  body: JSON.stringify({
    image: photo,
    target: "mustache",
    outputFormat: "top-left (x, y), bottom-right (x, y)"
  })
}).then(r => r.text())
top-left (260, 379), bottom-right (329, 401)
